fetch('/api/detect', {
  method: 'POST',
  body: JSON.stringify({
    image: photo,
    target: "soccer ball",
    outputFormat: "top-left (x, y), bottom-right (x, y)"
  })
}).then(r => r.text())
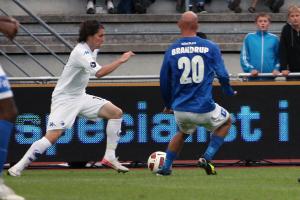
top-left (147, 151), bottom-right (166, 173)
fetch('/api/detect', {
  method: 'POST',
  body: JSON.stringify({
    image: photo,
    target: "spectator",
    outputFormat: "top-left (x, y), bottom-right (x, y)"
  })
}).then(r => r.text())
top-left (240, 13), bottom-right (280, 78)
top-left (279, 5), bottom-right (300, 76)
top-left (117, 0), bottom-right (134, 14)
top-left (197, 31), bottom-right (208, 39)
top-left (86, 0), bottom-right (95, 14)
top-left (117, 0), bottom-right (155, 14)
top-left (266, 0), bottom-right (284, 13)
top-left (190, 0), bottom-right (207, 13)
top-left (133, 0), bottom-right (155, 14)
top-left (227, 0), bottom-right (242, 13)
top-left (248, 0), bottom-right (284, 13)
top-left (248, 0), bottom-right (259, 13)
top-left (189, 0), bottom-right (242, 13)
top-left (176, 0), bottom-right (185, 13)
top-left (86, 0), bottom-right (115, 14)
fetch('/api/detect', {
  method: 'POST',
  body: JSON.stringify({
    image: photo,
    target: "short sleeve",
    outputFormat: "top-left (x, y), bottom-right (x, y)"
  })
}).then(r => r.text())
top-left (74, 48), bottom-right (102, 76)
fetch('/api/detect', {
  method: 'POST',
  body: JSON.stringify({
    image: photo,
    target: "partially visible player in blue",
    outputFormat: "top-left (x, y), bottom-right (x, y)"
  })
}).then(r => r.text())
top-left (157, 11), bottom-right (236, 176)
top-left (0, 16), bottom-right (25, 200)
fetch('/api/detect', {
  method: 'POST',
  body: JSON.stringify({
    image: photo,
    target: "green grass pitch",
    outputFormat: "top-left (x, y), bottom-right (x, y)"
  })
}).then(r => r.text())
top-left (3, 167), bottom-right (300, 200)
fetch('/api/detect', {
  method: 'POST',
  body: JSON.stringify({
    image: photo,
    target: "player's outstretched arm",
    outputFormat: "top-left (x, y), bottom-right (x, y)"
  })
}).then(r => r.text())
top-left (212, 46), bottom-right (237, 96)
top-left (0, 16), bottom-right (19, 40)
top-left (218, 77), bottom-right (237, 96)
top-left (95, 51), bottom-right (135, 78)
top-left (221, 84), bottom-right (237, 96)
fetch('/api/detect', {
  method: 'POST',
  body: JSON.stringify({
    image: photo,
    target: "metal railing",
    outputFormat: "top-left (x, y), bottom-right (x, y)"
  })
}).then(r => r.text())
top-left (7, 73), bottom-right (300, 84)
top-left (12, 30), bottom-right (282, 37)
top-left (8, 75), bottom-right (160, 84)
top-left (237, 72), bottom-right (300, 81)
top-left (0, 48), bottom-right (30, 77)
top-left (0, 9), bottom-right (67, 66)
top-left (237, 72), bottom-right (300, 77)
top-left (0, 0), bottom-right (73, 77)
top-left (11, 0), bottom-right (73, 50)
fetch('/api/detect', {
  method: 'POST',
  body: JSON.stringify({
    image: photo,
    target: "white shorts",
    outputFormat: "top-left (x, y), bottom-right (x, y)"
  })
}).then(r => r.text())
top-left (174, 103), bottom-right (230, 134)
top-left (0, 65), bottom-right (13, 100)
top-left (47, 94), bottom-right (109, 131)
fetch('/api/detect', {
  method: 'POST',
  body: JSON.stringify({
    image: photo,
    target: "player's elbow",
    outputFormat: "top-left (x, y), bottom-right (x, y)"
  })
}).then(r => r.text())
top-left (95, 69), bottom-right (106, 78)
top-left (95, 73), bottom-right (103, 78)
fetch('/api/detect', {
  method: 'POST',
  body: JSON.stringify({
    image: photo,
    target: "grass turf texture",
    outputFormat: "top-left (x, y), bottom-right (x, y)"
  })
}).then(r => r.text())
top-left (3, 167), bottom-right (300, 200)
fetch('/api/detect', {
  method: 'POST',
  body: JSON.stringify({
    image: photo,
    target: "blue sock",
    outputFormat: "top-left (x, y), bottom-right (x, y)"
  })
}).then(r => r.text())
top-left (0, 120), bottom-right (13, 175)
top-left (203, 135), bottom-right (224, 161)
top-left (162, 150), bottom-right (177, 171)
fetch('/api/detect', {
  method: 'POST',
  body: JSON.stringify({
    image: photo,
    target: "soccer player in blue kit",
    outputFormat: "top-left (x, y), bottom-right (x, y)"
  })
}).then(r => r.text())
top-left (157, 11), bottom-right (236, 176)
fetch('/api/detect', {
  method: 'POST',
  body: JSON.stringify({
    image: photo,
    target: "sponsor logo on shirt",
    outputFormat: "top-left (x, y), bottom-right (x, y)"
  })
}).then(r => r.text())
top-left (84, 51), bottom-right (90, 55)
top-left (221, 109), bottom-right (227, 117)
top-left (92, 96), bottom-right (102, 100)
top-left (49, 122), bottom-right (56, 127)
top-left (0, 76), bottom-right (11, 93)
top-left (90, 62), bottom-right (96, 68)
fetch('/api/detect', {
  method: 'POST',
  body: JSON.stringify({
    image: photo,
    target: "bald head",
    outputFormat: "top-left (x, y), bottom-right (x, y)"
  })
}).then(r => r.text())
top-left (178, 11), bottom-right (198, 33)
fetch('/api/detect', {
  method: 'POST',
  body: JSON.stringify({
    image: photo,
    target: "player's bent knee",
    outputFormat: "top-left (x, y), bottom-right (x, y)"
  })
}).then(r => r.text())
top-left (220, 118), bottom-right (231, 131)
top-left (214, 118), bottom-right (231, 137)
top-left (113, 108), bottom-right (123, 119)
top-left (224, 117), bottom-right (232, 128)
top-left (106, 106), bottom-right (122, 119)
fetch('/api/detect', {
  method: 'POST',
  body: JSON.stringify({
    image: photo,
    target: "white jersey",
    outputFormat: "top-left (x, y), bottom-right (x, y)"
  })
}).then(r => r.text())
top-left (52, 42), bottom-right (102, 98)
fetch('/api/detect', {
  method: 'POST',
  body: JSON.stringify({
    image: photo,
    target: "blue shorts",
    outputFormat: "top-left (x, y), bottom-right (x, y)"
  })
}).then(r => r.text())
top-left (0, 65), bottom-right (13, 100)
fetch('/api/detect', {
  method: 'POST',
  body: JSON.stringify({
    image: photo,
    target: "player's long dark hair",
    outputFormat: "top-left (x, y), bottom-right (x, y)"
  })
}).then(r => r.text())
top-left (78, 20), bottom-right (104, 42)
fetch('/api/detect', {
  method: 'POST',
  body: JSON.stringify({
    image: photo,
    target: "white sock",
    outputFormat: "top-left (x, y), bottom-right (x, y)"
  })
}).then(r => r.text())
top-left (107, 0), bottom-right (114, 9)
top-left (13, 137), bottom-right (52, 171)
top-left (103, 118), bottom-right (122, 160)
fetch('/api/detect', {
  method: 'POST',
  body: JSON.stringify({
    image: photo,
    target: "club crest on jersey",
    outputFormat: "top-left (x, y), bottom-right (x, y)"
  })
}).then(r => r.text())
top-left (90, 62), bottom-right (96, 68)
top-left (0, 77), bottom-right (10, 92)
top-left (60, 121), bottom-right (65, 127)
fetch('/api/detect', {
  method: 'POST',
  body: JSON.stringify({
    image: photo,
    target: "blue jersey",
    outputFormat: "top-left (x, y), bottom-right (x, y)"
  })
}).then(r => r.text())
top-left (0, 66), bottom-right (13, 100)
top-left (160, 36), bottom-right (231, 113)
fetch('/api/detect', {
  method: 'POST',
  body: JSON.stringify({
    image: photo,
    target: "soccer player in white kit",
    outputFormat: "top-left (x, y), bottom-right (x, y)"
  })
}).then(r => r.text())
top-left (0, 16), bottom-right (25, 200)
top-left (8, 20), bottom-right (135, 176)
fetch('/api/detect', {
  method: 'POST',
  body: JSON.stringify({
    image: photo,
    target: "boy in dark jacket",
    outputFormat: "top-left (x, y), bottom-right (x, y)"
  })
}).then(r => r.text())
top-left (279, 5), bottom-right (300, 75)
